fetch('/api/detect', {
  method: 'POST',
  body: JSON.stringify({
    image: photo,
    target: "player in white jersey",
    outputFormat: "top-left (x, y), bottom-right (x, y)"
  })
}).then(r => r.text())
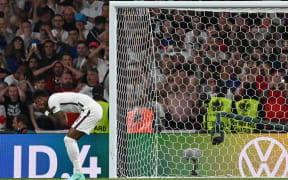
top-left (33, 90), bottom-right (103, 180)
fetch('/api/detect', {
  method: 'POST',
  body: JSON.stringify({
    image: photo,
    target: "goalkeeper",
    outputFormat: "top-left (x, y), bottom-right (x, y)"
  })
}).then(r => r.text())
top-left (33, 90), bottom-right (103, 180)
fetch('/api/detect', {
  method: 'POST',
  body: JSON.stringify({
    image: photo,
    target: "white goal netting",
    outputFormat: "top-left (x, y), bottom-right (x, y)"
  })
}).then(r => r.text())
top-left (113, 6), bottom-right (288, 178)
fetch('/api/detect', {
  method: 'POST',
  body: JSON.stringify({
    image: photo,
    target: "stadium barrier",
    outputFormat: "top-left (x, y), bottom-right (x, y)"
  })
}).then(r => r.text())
top-left (0, 134), bottom-right (109, 178)
top-left (212, 112), bottom-right (288, 145)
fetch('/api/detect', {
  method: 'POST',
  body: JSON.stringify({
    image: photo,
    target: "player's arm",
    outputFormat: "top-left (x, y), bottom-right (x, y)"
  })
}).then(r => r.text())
top-left (47, 111), bottom-right (67, 128)
top-left (47, 97), bottom-right (68, 128)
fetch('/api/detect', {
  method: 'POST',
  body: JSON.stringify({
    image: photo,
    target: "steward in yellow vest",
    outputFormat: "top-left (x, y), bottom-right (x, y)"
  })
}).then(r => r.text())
top-left (203, 97), bottom-right (233, 132)
top-left (233, 82), bottom-right (262, 133)
top-left (92, 101), bottom-right (109, 133)
top-left (92, 85), bottom-right (109, 133)
top-left (234, 99), bottom-right (259, 133)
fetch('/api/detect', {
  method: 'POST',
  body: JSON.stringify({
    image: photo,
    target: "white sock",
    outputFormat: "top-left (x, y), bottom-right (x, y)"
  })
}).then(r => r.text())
top-left (64, 136), bottom-right (82, 174)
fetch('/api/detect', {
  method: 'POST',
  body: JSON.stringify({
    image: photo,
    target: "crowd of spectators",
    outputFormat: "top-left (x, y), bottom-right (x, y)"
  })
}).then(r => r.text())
top-left (0, 0), bottom-right (109, 133)
top-left (144, 9), bottom-right (288, 131)
top-left (3, 1), bottom-right (288, 133)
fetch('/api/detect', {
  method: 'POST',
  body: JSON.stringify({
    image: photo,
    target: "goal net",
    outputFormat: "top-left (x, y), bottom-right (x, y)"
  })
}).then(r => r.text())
top-left (110, 2), bottom-right (288, 178)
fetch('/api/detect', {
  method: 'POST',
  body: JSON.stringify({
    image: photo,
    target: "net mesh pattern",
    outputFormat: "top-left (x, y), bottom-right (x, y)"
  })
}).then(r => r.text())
top-left (115, 7), bottom-right (288, 177)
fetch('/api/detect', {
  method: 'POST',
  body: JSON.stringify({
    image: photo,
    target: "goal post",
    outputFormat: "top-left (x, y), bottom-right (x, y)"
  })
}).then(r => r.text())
top-left (109, 1), bottom-right (288, 178)
top-left (109, 3), bottom-right (117, 178)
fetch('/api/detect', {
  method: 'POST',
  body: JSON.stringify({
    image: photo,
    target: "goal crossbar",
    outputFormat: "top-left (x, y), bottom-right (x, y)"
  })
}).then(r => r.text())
top-left (110, 1), bottom-right (288, 8)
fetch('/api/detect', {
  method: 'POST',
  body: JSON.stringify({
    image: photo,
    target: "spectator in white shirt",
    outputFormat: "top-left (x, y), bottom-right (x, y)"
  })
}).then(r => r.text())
top-left (16, 21), bottom-right (38, 50)
top-left (51, 14), bottom-right (68, 43)
top-left (4, 65), bottom-right (26, 86)
top-left (81, 0), bottom-right (104, 20)
top-left (79, 67), bottom-right (100, 97)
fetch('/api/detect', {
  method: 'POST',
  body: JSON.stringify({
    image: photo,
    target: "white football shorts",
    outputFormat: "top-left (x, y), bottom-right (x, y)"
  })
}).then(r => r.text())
top-left (71, 101), bottom-right (103, 134)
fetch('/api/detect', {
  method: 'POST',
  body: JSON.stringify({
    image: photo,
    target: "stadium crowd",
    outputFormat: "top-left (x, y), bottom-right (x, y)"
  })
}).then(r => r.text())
top-left (147, 9), bottom-right (288, 132)
top-left (2, 1), bottom-right (288, 134)
top-left (0, 0), bottom-right (109, 133)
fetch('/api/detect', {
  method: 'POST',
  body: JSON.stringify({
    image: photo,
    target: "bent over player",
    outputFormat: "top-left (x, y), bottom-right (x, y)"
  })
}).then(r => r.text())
top-left (33, 90), bottom-right (103, 180)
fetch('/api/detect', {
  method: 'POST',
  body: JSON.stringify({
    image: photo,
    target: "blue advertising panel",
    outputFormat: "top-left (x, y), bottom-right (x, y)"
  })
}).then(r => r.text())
top-left (0, 134), bottom-right (109, 178)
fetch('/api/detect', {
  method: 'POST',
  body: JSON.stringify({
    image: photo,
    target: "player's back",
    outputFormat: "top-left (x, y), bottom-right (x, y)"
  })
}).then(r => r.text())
top-left (48, 92), bottom-right (97, 113)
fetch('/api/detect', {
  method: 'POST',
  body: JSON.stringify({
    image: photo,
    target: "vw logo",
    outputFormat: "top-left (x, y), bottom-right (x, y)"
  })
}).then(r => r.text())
top-left (239, 137), bottom-right (288, 177)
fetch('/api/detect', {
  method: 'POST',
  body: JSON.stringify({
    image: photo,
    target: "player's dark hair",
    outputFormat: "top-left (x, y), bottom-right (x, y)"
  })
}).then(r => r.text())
top-left (32, 90), bottom-right (49, 100)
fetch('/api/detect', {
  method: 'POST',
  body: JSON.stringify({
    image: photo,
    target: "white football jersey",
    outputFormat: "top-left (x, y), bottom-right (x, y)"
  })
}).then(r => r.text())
top-left (48, 92), bottom-right (97, 114)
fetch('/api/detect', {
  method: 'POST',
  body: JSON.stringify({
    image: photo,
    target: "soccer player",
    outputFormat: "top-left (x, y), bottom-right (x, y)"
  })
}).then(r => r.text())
top-left (32, 90), bottom-right (103, 180)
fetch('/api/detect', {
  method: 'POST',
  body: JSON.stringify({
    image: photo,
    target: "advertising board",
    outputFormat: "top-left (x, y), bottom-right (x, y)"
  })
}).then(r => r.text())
top-left (0, 134), bottom-right (109, 178)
